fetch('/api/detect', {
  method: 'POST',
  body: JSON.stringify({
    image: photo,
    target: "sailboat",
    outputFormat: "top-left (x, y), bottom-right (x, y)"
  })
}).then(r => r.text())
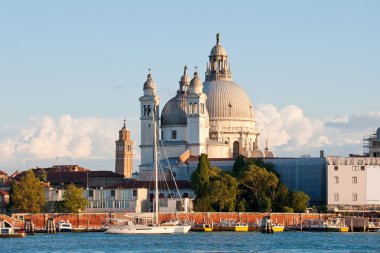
top-left (105, 112), bottom-right (191, 234)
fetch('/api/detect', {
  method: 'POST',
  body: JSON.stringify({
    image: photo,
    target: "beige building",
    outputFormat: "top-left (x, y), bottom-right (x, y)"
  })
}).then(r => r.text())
top-left (84, 188), bottom-right (147, 213)
top-left (327, 156), bottom-right (380, 210)
top-left (115, 120), bottom-right (134, 178)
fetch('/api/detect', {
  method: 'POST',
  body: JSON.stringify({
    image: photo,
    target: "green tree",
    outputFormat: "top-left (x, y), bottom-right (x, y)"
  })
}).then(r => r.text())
top-left (232, 155), bottom-right (246, 178)
top-left (190, 154), bottom-right (211, 199)
top-left (11, 170), bottom-right (46, 213)
top-left (290, 191), bottom-right (310, 213)
top-left (62, 184), bottom-right (88, 213)
top-left (209, 171), bottom-right (237, 211)
top-left (271, 183), bottom-right (289, 212)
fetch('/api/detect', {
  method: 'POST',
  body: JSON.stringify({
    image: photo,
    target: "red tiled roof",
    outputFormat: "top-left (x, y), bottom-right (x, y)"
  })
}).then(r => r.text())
top-left (185, 156), bottom-right (235, 162)
top-left (107, 179), bottom-right (191, 190)
top-left (0, 170), bottom-right (8, 176)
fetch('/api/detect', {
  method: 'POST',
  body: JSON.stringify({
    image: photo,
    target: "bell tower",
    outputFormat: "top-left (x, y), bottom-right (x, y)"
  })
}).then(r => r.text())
top-left (139, 72), bottom-right (160, 166)
top-left (115, 120), bottom-right (134, 177)
top-left (186, 71), bottom-right (209, 156)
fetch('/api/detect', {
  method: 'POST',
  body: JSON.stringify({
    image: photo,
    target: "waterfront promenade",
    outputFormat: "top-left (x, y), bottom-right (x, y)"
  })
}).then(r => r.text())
top-left (5, 212), bottom-right (378, 232)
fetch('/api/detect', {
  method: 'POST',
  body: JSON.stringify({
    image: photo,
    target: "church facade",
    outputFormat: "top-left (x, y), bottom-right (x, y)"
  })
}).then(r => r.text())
top-left (139, 34), bottom-right (274, 180)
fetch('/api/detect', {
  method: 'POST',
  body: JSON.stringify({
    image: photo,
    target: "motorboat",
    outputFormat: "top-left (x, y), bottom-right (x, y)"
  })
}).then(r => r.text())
top-left (272, 223), bottom-right (284, 232)
top-left (0, 227), bottom-right (26, 238)
top-left (192, 223), bottom-right (213, 232)
top-left (218, 219), bottom-right (248, 232)
top-left (56, 220), bottom-right (72, 232)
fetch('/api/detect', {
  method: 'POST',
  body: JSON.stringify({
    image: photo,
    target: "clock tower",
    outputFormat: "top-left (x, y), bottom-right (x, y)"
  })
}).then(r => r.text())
top-left (115, 120), bottom-right (134, 178)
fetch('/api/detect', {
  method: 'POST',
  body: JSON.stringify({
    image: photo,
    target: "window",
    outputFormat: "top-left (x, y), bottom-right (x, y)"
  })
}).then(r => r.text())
top-left (334, 166), bottom-right (339, 171)
top-left (111, 190), bottom-right (115, 197)
top-left (361, 166), bottom-right (365, 171)
top-left (200, 103), bottom-right (205, 114)
top-left (194, 103), bottom-right (198, 113)
top-left (172, 130), bottom-right (177, 140)
top-left (189, 103), bottom-right (193, 114)
top-left (334, 193), bottom-right (339, 201)
top-left (352, 193), bottom-right (357, 201)
top-left (352, 176), bottom-right (358, 184)
top-left (233, 141), bottom-right (239, 158)
top-left (334, 176), bottom-right (339, 184)
top-left (133, 189), bottom-right (137, 198)
top-left (352, 166), bottom-right (359, 171)
top-left (89, 190), bottom-right (94, 198)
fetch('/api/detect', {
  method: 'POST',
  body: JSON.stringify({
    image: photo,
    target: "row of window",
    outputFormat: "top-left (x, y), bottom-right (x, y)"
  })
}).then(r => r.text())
top-left (334, 165), bottom-right (365, 171)
top-left (189, 103), bottom-right (205, 115)
top-left (86, 189), bottom-right (137, 200)
top-left (333, 176), bottom-right (358, 184)
top-left (87, 200), bottom-right (130, 209)
top-left (116, 145), bottom-right (133, 151)
top-left (333, 193), bottom-right (357, 202)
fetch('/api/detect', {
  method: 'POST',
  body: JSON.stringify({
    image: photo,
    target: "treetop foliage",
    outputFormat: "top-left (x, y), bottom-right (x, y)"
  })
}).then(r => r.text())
top-left (10, 170), bottom-right (46, 213)
top-left (191, 154), bottom-right (311, 213)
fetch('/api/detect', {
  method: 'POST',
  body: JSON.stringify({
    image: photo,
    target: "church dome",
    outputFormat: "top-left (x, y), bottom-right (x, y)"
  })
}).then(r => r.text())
top-left (203, 80), bottom-right (254, 121)
top-left (189, 72), bottom-right (203, 94)
top-left (210, 44), bottom-right (227, 56)
top-left (143, 73), bottom-right (156, 90)
top-left (161, 93), bottom-right (188, 126)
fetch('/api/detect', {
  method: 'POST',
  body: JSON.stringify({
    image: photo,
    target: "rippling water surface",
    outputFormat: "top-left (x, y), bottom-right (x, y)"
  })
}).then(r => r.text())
top-left (1, 232), bottom-right (380, 252)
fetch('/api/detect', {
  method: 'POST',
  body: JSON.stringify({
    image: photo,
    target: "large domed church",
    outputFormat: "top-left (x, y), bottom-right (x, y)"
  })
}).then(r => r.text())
top-left (139, 34), bottom-right (274, 180)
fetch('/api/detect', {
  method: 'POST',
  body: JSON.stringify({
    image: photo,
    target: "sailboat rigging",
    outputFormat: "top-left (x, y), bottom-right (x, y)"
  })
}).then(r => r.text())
top-left (105, 106), bottom-right (191, 234)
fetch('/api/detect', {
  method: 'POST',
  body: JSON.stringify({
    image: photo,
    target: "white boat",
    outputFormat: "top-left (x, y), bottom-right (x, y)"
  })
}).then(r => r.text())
top-left (105, 116), bottom-right (191, 234)
top-left (0, 227), bottom-right (26, 238)
top-left (56, 220), bottom-right (72, 232)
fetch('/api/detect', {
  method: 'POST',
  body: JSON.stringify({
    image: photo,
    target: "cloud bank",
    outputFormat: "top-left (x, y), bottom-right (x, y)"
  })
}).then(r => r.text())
top-left (256, 104), bottom-right (379, 157)
top-left (1, 106), bottom-right (379, 172)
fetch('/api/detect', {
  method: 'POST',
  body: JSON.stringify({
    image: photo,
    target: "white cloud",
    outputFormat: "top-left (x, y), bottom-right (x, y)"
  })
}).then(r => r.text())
top-left (256, 104), bottom-right (379, 157)
top-left (0, 115), bottom-right (140, 170)
top-left (1, 108), bottom-right (379, 173)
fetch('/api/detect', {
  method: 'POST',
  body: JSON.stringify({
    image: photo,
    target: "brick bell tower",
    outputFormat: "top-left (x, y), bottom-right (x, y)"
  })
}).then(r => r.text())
top-left (115, 120), bottom-right (134, 178)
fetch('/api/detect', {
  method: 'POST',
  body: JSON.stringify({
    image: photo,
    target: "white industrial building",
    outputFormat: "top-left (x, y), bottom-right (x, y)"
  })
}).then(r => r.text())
top-left (327, 156), bottom-right (380, 210)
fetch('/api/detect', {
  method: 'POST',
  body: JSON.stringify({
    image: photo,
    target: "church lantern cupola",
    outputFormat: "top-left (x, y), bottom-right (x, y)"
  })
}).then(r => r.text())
top-left (205, 33), bottom-right (232, 81)
top-left (143, 72), bottom-right (157, 96)
top-left (179, 65), bottom-right (190, 94)
top-left (189, 71), bottom-right (203, 94)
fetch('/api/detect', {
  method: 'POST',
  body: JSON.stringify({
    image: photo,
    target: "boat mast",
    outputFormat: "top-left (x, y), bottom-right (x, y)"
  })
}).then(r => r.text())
top-left (153, 104), bottom-right (159, 225)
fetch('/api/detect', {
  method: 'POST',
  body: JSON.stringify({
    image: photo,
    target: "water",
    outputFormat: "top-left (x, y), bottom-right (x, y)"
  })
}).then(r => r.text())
top-left (1, 232), bottom-right (380, 253)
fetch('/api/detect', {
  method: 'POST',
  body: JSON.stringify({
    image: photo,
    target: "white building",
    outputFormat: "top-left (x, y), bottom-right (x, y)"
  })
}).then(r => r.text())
top-left (139, 34), bottom-right (274, 179)
top-left (327, 156), bottom-right (380, 210)
top-left (83, 180), bottom-right (194, 213)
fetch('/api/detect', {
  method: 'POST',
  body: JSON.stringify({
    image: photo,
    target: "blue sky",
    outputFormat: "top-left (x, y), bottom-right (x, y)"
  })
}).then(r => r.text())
top-left (1, 1), bottom-right (379, 173)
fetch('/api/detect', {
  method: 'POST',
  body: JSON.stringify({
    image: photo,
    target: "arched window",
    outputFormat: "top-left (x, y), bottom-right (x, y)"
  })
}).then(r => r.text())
top-left (233, 141), bottom-right (239, 158)
top-left (189, 103), bottom-right (193, 115)
top-left (167, 193), bottom-right (173, 198)
top-left (182, 192), bottom-right (189, 198)
top-left (194, 103), bottom-right (198, 113)
top-left (159, 193), bottom-right (164, 199)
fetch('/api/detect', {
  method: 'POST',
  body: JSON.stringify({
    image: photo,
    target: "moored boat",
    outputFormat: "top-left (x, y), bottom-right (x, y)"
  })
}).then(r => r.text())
top-left (192, 223), bottom-right (213, 232)
top-left (218, 219), bottom-right (248, 232)
top-left (56, 220), bottom-right (72, 232)
top-left (272, 223), bottom-right (284, 232)
top-left (0, 227), bottom-right (26, 238)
